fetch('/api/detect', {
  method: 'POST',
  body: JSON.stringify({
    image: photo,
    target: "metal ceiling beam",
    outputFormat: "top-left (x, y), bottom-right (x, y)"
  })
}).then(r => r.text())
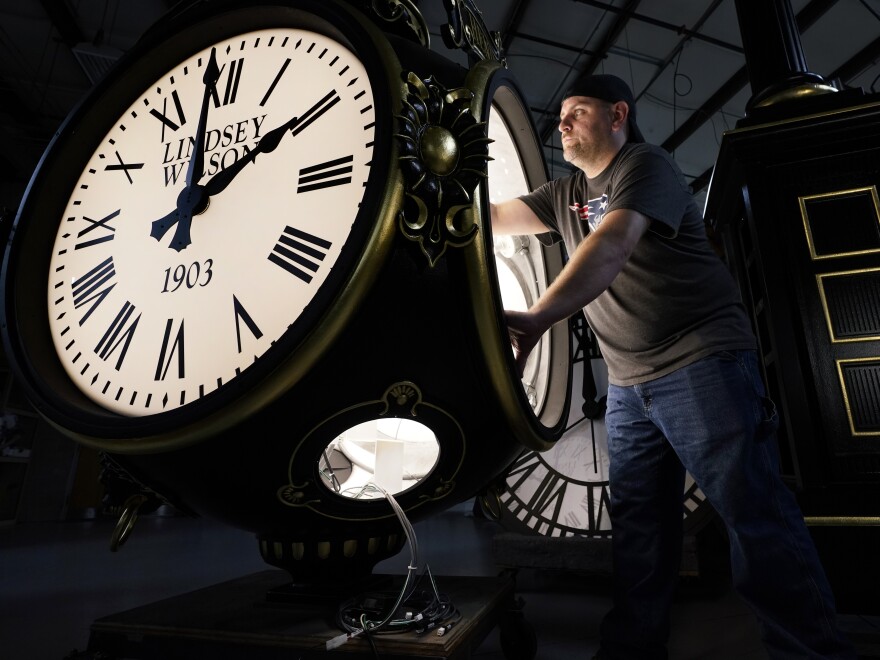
top-left (660, 66), bottom-right (750, 154)
top-left (508, 31), bottom-right (601, 56)
top-left (830, 34), bottom-right (880, 88)
top-left (0, 1), bottom-right (87, 185)
top-left (571, 0), bottom-right (742, 53)
top-left (660, 0), bottom-right (838, 154)
top-left (501, 0), bottom-right (531, 54)
top-left (533, 0), bottom-right (840, 156)
top-left (633, 0), bottom-right (726, 104)
top-left (538, 0), bottom-right (642, 142)
top-left (38, 0), bottom-right (87, 47)
top-left (689, 30), bottom-right (880, 196)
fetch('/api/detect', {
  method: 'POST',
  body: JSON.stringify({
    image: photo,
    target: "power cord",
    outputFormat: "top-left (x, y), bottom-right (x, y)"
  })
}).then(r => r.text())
top-left (324, 484), bottom-right (461, 654)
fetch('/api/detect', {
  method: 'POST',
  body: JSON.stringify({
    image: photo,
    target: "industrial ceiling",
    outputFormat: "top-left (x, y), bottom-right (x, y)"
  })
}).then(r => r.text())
top-left (1, 0), bottom-right (879, 218)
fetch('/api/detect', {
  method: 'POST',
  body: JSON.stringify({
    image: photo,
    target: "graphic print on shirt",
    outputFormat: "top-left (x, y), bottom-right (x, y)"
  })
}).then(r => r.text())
top-left (569, 193), bottom-right (608, 232)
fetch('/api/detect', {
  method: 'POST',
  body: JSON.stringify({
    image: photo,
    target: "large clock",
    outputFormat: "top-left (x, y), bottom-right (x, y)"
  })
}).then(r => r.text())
top-left (3, 1), bottom-right (398, 446)
top-left (1, 0), bottom-right (573, 583)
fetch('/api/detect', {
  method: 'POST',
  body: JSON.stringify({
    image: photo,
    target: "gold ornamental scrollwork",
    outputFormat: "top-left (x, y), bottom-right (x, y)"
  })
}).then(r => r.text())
top-left (366, 0), bottom-right (430, 48)
top-left (442, 0), bottom-right (504, 64)
top-left (395, 72), bottom-right (492, 267)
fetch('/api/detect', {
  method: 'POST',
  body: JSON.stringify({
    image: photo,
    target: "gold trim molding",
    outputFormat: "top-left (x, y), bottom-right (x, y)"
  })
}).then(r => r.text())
top-left (835, 356), bottom-right (880, 437)
top-left (799, 186), bottom-right (880, 261)
top-left (805, 516), bottom-right (880, 527)
top-left (816, 266), bottom-right (880, 343)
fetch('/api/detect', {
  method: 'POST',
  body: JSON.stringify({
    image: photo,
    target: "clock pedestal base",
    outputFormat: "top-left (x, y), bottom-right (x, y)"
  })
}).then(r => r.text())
top-left (83, 570), bottom-right (519, 659)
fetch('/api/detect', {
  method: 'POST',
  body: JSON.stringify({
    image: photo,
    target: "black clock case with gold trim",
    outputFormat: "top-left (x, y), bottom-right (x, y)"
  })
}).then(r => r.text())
top-left (1, 0), bottom-right (570, 582)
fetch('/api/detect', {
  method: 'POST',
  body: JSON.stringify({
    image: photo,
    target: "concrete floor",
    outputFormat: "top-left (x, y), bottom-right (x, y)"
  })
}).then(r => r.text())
top-left (1, 500), bottom-right (876, 659)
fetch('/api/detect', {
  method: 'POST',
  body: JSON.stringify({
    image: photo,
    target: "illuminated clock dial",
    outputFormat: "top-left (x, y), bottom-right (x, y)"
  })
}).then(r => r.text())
top-left (46, 27), bottom-right (376, 417)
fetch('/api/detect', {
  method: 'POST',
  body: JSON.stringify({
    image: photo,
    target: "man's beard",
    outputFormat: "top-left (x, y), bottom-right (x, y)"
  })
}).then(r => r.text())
top-left (562, 139), bottom-right (596, 166)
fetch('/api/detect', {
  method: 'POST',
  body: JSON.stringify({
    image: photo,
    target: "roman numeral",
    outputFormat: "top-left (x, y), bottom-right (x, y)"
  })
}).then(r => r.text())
top-left (297, 155), bottom-right (353, 193)
top-left (104, 151), bottom-right (144, 184)
top-left (150, 89), bottom-right (186, 141)
top-left (525, 471), bottom-right (567, 524)
top-left (683, 481), bottom-right (706, 516)
top-left (506, 451), bottom-right (543, 493)
top-left (75, 209), bottom-right (119, 249)
top-left (155, 319), bottom-right (185, 381)
top-left (72, 256), bottom-right (116, 325)
top-left (212, 57), bottom-right (244, 107)
top-left (233, 295), bottom-right (263, 353)
top-left (268, 226), bottom-right (331, 284)
top-left (95, 301), bottom-right (140, 370)
top-left (290, 90), bottom-right (340, 137)
top-left (587, 483), bottom-right (611, 531)
top-left (260, 58), bottom-right (290, 106)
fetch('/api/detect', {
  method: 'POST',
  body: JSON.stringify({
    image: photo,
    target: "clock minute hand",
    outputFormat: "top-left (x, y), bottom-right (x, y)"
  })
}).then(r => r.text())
top-left (149, 49), bottom-right (220, 251)
top-left (202, 89), bottom-right (340, 198)
top-left (157, 48), bottom-right (220, 252)
top-left (185, 48), bottom-right (220, 189)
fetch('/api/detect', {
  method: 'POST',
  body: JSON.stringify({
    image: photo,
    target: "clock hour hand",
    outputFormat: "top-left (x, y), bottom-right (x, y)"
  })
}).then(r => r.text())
top-left (202, 89), bottom-right (340, 198)
top-left (149, 186), bottom-right (204, 251)
top-left (201, 122), bottom-right (287, 197)
top-left (150, 208), bottom-right (179, 242)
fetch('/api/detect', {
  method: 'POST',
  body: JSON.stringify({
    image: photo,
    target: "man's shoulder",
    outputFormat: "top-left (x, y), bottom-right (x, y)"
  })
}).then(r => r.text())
top-left (620, 141), bottom-right (670, 161)
top-left (616, 142), bottom-right (684, 178)
top-left (549, 168), bottom-right (585, 189)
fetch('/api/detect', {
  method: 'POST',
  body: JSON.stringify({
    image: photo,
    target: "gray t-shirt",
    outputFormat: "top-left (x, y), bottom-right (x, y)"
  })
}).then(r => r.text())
top-left (519, 142), bottom-right (756, 386)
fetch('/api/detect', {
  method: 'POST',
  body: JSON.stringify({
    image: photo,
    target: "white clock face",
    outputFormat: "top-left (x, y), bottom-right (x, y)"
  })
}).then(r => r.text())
top-left (499, 322), bottom-right (710, 537)
top-left (47, 28), bottom-right (376, 416)
top-left (501, 356), bottom-right (613, 537)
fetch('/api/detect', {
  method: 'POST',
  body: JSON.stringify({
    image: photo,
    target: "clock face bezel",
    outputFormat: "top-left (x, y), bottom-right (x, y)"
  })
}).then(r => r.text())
top-left (465, 61), bottom-right (572, 452)
top-left (0, 1), bottom-right (403, 450)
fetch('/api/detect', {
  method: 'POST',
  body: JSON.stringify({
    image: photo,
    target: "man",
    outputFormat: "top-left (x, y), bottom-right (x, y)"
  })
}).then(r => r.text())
top-left (490, 74), bottom-right (855, 659)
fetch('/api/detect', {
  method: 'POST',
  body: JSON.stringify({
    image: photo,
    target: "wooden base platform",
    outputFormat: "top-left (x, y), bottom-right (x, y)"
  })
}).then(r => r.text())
top-left (83, 570), bottom-right (523, 659)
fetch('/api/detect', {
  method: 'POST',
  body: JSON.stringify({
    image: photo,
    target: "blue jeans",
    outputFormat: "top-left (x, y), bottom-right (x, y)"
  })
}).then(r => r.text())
top-left (599, 350), bottom-right (856, 660)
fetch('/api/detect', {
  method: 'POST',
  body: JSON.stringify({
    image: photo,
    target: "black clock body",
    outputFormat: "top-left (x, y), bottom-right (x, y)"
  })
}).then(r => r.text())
top-left (1, 0), bottom-right (570, 583)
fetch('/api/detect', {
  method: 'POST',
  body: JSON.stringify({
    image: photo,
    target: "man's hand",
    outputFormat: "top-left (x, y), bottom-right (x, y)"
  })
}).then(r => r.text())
top-left (505, 309), bottom-right (547, 377)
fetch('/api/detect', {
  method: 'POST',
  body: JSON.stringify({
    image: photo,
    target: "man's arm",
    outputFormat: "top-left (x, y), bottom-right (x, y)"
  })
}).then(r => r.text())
top-left (490, 199), bottom-right (550, 235)
top-left (506, 207), bottom-right (651, 373)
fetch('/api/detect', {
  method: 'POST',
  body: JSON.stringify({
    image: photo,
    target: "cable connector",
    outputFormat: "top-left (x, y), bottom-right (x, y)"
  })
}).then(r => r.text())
top-left (325, 632), bottom-right (350, 650)
top-left (437, 621), bottom-right (455, 636)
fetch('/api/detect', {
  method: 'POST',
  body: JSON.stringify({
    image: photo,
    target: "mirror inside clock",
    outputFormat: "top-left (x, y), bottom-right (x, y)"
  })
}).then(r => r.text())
top-left (317, 418), bottom-right (440, 498)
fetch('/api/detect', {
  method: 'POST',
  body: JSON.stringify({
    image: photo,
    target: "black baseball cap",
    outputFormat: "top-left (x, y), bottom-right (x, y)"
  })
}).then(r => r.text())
top-left (562, 74), bottom-right (645, 143)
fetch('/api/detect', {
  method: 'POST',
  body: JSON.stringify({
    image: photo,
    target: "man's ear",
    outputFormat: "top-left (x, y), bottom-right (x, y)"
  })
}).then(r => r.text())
top-left (611, 100), bottom-right (629, 133)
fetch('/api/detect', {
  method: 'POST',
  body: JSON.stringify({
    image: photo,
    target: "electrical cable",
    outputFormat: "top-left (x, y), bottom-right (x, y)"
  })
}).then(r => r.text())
top-left (325, 484), bottom-right (460, 651)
